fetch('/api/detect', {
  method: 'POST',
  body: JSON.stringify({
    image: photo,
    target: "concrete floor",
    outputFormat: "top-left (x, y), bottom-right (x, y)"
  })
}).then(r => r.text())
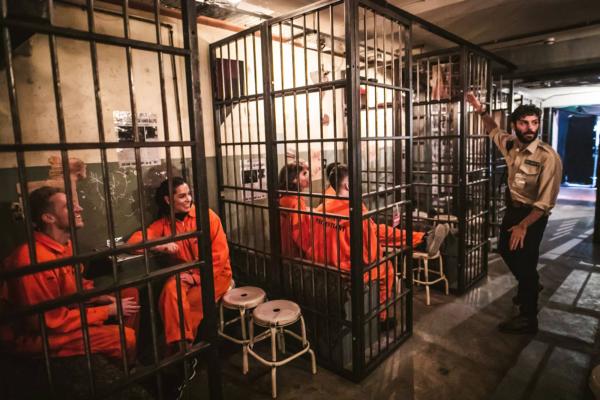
top-left (190, 197), bottom-right (600, 400)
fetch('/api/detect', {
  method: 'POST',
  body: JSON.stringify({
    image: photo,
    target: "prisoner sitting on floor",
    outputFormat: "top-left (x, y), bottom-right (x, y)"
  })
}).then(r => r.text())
top-left (1, 186), bottom-right (140, 363)
top-left (127, 177), bottom-right (232, 353)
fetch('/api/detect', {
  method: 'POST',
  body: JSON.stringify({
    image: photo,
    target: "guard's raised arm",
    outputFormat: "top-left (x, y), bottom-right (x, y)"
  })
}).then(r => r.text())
top-left (466, 91), bottom-right (498, 134)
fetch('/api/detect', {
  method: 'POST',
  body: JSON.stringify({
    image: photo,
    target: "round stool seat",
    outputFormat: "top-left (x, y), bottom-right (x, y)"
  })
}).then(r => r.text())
top-left (222, 286), bottom-right (266, 309)
top-left (590, 365), bottom-right (600, 399)
top-left (253, 300), bottom-right (301, 327)
top-left (413, 251), bottom-right (440, 259)
top-left (436, 214), bottom-right (458, 223)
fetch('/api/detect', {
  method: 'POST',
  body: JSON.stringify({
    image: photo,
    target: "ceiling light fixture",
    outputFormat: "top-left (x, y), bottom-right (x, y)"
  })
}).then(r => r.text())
top-left (544, 37), bottom-right (556, 45)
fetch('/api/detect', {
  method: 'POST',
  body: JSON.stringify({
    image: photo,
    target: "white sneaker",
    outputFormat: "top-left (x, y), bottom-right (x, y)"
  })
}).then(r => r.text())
top-left (427, 223), bottom-right (450, 257)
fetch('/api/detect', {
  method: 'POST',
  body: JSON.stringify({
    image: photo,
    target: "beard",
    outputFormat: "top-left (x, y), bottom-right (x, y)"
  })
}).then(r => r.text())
top-left (515, 129), bottom-right (538, 144)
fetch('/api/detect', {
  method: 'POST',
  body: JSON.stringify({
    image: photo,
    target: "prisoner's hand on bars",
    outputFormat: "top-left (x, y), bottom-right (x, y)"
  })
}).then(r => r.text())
top-left (153, 242), bottom-right (179, 254)
top-left (108, 297), bottom-right (140, 317)
top-left (466, 91), bottom-right (483, 113)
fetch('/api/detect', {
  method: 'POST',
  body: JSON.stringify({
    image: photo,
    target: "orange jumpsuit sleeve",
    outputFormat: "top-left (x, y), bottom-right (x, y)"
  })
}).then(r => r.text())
top-left (13, 267), bottom-right (109, 333)
top-left (127, 219), bottom-right (165, 251)
top-left (209, 210), bottom-right (231, 274)
top-left (375, 223), bottom-right (425, 247)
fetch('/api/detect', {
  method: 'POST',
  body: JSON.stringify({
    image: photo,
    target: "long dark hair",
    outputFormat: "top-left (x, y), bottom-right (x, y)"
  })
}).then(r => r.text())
top-left (325, 162), bottom-right (340, 185)
top-left (155, 176), bottom-right (188, 217)
top-left (278, 162), bottom-right (306, 192)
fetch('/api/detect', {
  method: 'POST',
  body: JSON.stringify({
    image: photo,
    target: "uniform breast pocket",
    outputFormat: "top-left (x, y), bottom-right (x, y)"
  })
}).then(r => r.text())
top-left (514, 164), bottom-right (540, 197)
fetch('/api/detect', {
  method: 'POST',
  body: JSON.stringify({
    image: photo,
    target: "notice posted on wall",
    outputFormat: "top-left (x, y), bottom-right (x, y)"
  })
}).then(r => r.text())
top-left (240, 158), bottom-right (267, 201)
top-left (114, 111), bottom-right (161, 168)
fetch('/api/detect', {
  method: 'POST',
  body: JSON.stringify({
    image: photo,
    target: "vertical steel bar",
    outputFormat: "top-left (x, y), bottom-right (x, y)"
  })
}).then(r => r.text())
top-left (261, 21), bottom-right (283, 295)
top-left (345, 0), bottom-right (365, 378)
top-left (458, 46), bottom-right (468, 292)
top-left (168, 28), bottom-right (187, 178)
top-left (404, 22), bottom-right (413, 335)
top-left (181, 1), bottom-right (223, 398)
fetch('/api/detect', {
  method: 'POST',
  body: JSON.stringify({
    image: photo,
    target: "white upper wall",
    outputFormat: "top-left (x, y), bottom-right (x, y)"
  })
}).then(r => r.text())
top-left (517, 84), bottom-right (600, 108)
top-left (0, 2), bottom-right (235, 168)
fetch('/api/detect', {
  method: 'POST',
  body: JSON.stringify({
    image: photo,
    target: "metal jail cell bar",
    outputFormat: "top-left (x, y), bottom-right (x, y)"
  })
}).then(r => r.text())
top-left (489, 77), bottom-right (513, 246)
top-left (411, 47), bottom-right (493, 294)
top-left (0, 1), bottom-right (222, 399)
top-left (211, 0), bottom-right (415, 382)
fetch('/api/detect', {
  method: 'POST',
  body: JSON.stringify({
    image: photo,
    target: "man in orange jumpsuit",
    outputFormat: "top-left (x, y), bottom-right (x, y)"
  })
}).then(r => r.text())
top-left (1, 186), bottom-right (140, 363)
top-left (128, 177), bottom-right (232, 351)
top-left (307, 165), bottom-right (425, 325)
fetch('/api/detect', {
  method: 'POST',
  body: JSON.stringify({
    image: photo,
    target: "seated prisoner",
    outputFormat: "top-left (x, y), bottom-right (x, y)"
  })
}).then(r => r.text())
top-left (322, 164), bottom-right (426, 249)
top-left (306, 165), bottom-right (405, 324)
top-left (127, 177), bottom-right (232, 351)
top-left (278, 162), bottom-right (312, 258)
top-left (0, 186), bottom-right (139, 363)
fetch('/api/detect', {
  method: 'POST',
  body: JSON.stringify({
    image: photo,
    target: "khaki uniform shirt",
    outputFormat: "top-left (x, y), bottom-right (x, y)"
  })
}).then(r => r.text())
top-left (489, 128), bottom-right (562, 215)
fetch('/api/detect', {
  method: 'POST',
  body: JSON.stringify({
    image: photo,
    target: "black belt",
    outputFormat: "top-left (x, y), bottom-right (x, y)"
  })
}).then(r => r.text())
top-left (508, 200), bottom-right (533, 209)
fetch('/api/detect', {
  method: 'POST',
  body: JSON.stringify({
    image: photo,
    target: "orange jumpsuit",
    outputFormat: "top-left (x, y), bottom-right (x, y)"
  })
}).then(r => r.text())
top-left (128, 206), bottom-right (232, 345)
top-left (324, 185), bottom-right (336, 196)
top-left (306, 199), bottom-right (422, 320)
top-left (0, 232), bottom-right (137, 361)
top-left (279, 195), bottom-right (312, 258)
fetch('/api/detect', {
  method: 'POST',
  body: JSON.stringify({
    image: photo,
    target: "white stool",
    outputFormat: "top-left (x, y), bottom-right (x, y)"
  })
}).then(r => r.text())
top-left (247, 299), bottom-right (317, 398)
top-left (403, 251), bottom-right (449, 305)
top-left (218, 286), bottom-right (266, 374)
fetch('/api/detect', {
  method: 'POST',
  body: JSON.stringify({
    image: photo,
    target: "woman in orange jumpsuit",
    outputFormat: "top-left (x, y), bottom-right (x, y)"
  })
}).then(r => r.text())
top-left (1, 186), bottom-right (139, 363)
top-left (127, 177), bottom-right (232, 350)
top-left (278, 162), bottom-right (312, 258)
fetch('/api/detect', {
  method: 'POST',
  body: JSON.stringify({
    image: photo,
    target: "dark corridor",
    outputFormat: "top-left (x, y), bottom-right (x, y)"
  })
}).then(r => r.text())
top-left (561, 111), bottom-right (598, 186)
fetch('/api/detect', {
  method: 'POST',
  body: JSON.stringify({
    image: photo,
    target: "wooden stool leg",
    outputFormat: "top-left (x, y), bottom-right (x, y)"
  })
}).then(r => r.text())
top-left (424, 259), bottom-right (430, 306)
top-left (270, 327), bottom-right (278, 398)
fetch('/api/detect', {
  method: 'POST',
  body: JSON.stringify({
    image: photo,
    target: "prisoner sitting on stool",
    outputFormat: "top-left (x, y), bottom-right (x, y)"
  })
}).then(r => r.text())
top-left (466, 92), bottom-right (562, 334)
top-left (127, 177), bottom-right (232, 352)
top-left (323, 164), bottom-right (430, 249)
top-left (306, 164), bottom-right (428, 328)
top-left (1, 186), bottom-right (140, 363)
top-left (278, 162), bottom-right (312, 258)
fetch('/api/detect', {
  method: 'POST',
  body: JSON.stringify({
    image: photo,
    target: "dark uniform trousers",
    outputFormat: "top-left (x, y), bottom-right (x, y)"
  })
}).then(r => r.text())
top-left (498, 205), bottom-right (548, 317)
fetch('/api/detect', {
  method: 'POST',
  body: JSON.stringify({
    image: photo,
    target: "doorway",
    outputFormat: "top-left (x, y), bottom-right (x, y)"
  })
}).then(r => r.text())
top-left (555, 106), bottom-right (600, 188)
